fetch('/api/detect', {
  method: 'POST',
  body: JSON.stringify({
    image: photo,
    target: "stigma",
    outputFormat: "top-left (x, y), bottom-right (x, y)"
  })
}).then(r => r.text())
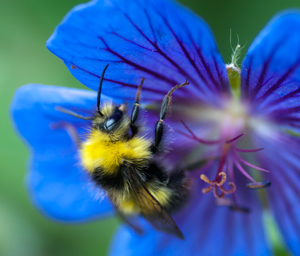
top-left (200, 172), bottom-right (236, 199)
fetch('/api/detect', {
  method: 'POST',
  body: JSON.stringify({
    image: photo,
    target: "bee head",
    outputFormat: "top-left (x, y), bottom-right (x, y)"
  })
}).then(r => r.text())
top-left (92, 104), bottom-right (130, 140)
top-left (100, 107), bottom-right (123, 133)
top-left (56, 64), bottom-right (131, 138)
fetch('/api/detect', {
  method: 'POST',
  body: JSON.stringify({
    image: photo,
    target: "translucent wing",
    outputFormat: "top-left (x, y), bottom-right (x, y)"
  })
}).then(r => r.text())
top-left (113, 206), bottom-right (144, 235)
top-left (123, 162), bottom-right (184, 239)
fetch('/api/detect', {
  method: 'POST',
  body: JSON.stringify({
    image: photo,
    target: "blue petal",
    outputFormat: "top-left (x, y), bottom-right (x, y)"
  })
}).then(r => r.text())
top-left (11, 84), bottom-right (113, 221)
top-left (255, 133), bottom-right (300, 255)
top-left (109, 172), bottom-right (270, 256)
top-left (47, 0), bottom-right (229, 105)
top-left (241, 11), bottom-right (300, 128)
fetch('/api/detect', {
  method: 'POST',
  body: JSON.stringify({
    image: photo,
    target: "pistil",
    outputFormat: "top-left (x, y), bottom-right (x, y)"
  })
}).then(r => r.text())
top-left (200, 172), bottom-right (236, 199)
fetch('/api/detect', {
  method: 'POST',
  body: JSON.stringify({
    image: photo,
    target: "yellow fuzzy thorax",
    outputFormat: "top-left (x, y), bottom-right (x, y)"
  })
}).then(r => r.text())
top-left (80, 131), bottom-right (152, 174)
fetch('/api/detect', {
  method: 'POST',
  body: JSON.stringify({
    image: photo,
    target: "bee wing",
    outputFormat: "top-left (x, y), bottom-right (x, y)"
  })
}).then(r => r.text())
top-left (123, 162), bottom-right (184, 239)
top-left (111, 202), bottom-right (144, 235)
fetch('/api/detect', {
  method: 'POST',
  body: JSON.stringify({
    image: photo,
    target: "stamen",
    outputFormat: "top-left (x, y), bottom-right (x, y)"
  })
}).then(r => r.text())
top-left (217, 172), bottom-right (227, 186)
top-left (246, 181), bottom-right (271, 189)
top-left (216, 145), bottom-right (229, 174)
top-left (235, 153), bottom-right (269, 173)
top-left (225, 133), bottom-right (245, 143)
top-left (216, 197), bottom-right (250, 214)
top-left (234, 159), bottom-right (256, 183)
top-left (179, 120), bottom-right (221, 145)
top-left (229, 205), bottom-right (250, 213)
top-left (236, 147), bottom-right (264, 153)
top-left (179, 122), bottom-right (246, 147)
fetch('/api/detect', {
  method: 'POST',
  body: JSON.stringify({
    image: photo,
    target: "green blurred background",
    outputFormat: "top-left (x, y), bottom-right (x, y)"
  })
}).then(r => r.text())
top-left (1, 0), bottom-right (299, 255)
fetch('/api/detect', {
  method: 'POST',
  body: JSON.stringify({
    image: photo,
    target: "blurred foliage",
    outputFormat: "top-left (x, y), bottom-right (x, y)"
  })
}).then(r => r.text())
top-left (1, 0), bottom-right (299, 255)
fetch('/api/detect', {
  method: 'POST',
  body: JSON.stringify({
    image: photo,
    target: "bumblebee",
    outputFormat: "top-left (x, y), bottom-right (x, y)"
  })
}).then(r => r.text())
top-left (57, 64), bottom-right (188, 239)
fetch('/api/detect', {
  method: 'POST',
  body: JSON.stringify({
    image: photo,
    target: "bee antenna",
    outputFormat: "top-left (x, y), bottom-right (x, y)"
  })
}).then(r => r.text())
top-left (97, 64), bottom-right (109, 116)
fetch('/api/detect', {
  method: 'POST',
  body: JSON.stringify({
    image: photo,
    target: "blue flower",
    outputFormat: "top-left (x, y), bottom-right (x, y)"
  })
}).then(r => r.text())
top-left (11, 0), bottom-right (300, 255)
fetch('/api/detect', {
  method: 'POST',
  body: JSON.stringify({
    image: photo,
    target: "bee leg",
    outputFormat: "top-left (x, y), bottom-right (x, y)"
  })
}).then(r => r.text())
top-left (151, 80), bottom-right (189, 153)
top-left (51, 121), bottom-right (81, 148)
top-left (130, 78), bottom-right (145, 137)
top-left (165, 169), bottom-right (188, 211)
top-left (55, 106), bottom-right (93, 120)
top-left (166, 169), bottom-right (185, 187)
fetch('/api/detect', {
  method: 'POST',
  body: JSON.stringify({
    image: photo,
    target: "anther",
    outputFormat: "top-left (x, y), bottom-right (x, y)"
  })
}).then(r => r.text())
top-left (246, 181), bottom-right (271, 189)
top-left (229, 205), bottom-right (250, 214)
top-left (216, 199), bottom-right (250, 214)
top-left (236, 147), bottom-right (264, 153)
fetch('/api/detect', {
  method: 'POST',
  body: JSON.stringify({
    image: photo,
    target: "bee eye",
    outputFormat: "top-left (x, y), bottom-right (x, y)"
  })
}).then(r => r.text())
top-left (98, 124), bottom-right (105, 131)
top-left (104, 109), bottom-right (123, 132)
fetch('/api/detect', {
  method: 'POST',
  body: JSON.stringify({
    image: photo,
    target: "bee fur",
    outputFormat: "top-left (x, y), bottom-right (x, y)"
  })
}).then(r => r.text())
top-left (56, 64), bottom-right (189, 239)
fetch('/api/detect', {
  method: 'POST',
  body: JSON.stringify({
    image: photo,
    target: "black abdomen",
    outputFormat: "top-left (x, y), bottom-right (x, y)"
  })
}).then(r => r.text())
top-left (91, 162), bottom-right (187, 213)
top-left (92, 167), bottom-right (125, 190)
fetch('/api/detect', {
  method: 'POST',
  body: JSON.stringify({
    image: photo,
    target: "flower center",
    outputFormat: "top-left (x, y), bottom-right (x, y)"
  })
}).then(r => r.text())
top-left (180, 65), bottom-right (272, 212)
